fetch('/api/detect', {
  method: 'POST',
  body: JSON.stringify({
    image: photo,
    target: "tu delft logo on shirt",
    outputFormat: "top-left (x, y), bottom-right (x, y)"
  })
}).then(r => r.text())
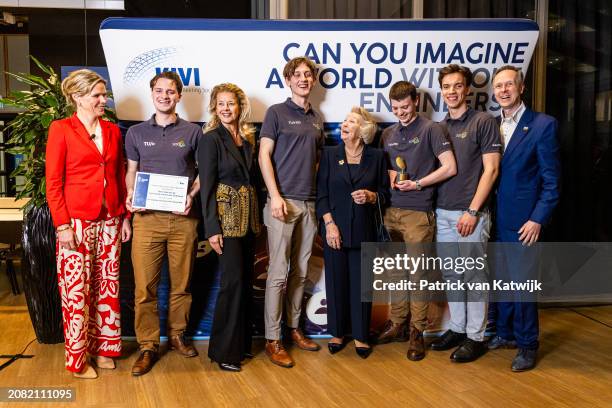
top-left (144, 141), bottom-right (156, 147)
top-left (455, 131), bottom-right (468, 139)
top-left (288, 120), bottom-right (302, 125)
top-left (172, 139), bottom-right (187, 148)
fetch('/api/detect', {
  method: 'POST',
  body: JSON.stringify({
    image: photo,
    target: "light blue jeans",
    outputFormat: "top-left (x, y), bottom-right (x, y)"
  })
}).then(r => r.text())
top-left (435, 208), bottom-right (491, 341)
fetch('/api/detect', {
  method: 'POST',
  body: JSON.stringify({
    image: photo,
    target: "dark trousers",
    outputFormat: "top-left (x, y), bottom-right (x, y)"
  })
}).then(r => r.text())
top-left (494, 227), bottom-right (539, 350)
top-left (496, 301), bottom-right (539, 349)
top-left (323, 244), bottom-right (371, 342)
top-left (208, 235), bottom-right (254, 364)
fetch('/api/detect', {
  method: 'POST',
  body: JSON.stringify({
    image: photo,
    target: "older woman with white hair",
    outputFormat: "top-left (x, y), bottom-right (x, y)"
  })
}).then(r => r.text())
top-left (316, 106), bottom-right (389, 359)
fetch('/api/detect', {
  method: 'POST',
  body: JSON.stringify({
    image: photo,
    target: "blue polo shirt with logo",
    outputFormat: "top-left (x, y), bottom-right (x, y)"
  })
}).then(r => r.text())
top-left (260, 98), bottom-right (325, 201)
top-left (125, 115), bottom-right (202, 185)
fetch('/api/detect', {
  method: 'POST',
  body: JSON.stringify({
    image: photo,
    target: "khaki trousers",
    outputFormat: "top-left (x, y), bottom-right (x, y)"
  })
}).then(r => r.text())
top-left (384, 207), bottom-right (435, 331)
top-left (263, 198), bottom-right (317, 340)
top-left (132, 212), bottom-right (198, 351)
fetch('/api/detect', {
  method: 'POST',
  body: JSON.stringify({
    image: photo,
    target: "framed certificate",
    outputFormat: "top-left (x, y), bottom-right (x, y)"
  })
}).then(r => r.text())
top-left (132, 172), bottom-right (189, 212)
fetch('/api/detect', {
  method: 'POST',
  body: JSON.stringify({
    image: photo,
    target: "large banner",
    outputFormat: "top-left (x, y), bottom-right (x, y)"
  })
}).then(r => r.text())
top-left (101, 18), bottom-right (539, 338)
top-left (100, 18), bottom-right (539, 123)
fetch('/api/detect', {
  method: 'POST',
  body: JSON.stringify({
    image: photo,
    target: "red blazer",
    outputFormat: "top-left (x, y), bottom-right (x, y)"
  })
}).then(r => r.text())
top-left (45, 114), bottom-right (128, 227)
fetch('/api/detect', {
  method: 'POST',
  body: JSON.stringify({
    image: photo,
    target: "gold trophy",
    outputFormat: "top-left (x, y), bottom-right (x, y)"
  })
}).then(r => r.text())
top-left (395, 156), bottom-right (408, 183)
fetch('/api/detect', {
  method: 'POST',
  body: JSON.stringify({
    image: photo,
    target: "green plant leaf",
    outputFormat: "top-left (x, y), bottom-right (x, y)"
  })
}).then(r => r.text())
top-left (6, 72), bottom-right (43, 88)
top-left (40, 112), bottom-right (53, 128)
top-left (43, 94), bottom-right (59, 108)
top-left (0, 97), bottom-right (22, 107)
top-left (29, 55), bottom-right (55, 77)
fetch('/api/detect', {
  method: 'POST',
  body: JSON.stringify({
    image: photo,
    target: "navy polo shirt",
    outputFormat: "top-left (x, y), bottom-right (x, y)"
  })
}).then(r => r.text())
top-left (260, 98), bottom-right (325, 201)
top-left (381, 115), bottom-right (451, 211)
top-left (125, 115), bottom-right (202, 185)
top-left (437, 108), bottom-right (502, 211)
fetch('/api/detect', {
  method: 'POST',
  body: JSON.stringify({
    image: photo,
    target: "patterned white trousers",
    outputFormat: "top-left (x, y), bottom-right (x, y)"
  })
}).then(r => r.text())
top-left (56, 215), bottom-right (122, 373)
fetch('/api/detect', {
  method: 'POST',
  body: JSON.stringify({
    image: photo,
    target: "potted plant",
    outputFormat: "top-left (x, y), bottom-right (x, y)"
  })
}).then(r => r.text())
top-left (0, 57), bottom-right (116, 343)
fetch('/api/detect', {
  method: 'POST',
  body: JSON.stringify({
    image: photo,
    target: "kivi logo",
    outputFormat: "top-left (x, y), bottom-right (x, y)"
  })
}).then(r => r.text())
top-left (123, 47), bottom-right (201, 87)
top-left (154, 67), bottom-right (200, 86)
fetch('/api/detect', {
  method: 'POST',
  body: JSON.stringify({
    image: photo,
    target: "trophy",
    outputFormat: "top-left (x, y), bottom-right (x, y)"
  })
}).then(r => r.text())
top-left (395, 156), bottom-right (408, 183)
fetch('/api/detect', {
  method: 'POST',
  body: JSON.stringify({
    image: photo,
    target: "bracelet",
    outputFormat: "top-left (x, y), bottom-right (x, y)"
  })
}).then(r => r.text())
top-left (324, 220), bottom-right (335, 226)
top-left (56, 225), bottom-right (71, 232)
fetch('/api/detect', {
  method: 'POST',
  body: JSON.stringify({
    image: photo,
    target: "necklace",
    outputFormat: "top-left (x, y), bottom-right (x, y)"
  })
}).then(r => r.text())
top-left (345, 145), bottom-right (363, 158)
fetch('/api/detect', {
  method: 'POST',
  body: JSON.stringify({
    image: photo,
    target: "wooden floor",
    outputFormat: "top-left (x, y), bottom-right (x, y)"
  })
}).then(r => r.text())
top-left (1, 275), bottom-right (611, 408)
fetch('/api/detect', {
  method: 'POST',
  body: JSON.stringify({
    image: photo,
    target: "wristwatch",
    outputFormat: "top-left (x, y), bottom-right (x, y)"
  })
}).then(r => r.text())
top-left (466, 208), bottom-right (479, 217)
top-left (415, 180), bottom-right (422, 191)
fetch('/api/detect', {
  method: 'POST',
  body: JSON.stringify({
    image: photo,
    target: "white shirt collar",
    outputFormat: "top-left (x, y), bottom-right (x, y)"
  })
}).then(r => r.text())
top-left (501, 102), bottom-right (525, 124)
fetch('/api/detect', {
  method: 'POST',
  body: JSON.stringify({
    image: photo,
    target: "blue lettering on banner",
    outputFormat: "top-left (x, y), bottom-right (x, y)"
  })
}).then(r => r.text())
top-left (155, 67), bottom-right (201, 86)
top-left (268, 41), bottom-right (530, 92)
top-left (283, 42), bottom-right (341, 64)
top-left (319, 67), bottom-right (392, 89)
top-left (265, 68), bottom-right (284, 88)
top-left (416, 42), bottom-right (529, 64)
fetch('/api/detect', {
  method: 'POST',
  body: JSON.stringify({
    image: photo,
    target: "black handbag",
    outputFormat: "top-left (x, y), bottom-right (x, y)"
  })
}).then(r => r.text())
top-left (375, 193), bottom-right (391, 242)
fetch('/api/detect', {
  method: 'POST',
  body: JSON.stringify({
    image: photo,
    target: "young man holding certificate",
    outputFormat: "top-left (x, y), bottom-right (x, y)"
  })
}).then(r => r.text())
top-left (125, 71), bottom-right (202, 376)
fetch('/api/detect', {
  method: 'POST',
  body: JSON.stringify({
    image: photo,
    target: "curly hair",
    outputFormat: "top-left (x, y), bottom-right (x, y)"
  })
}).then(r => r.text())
top-left (204, 83), bottom-right (255, 145)
top-left (282, 56), bottom-right (317, 79)
top-left (350, 106), bottom-right (378, 145)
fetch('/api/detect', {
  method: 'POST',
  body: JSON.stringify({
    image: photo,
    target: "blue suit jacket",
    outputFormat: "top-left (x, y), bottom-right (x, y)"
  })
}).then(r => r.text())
top-left (496, 107), bottom-right (561, 240)
top-left (316, 144), bottom-right (390, 248)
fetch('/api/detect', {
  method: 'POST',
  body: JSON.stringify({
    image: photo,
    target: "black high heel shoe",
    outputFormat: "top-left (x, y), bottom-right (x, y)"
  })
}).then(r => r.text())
top-left (355, 346), bottom-right (372, 359)
top-left (211, 359), bottom-right (241, 372)
top-left (218, 362), bottom-right (241, 372)
top-left (328, 339), bottom-right (346, 354)
top-left (242, 352), bottom-right (254, 360)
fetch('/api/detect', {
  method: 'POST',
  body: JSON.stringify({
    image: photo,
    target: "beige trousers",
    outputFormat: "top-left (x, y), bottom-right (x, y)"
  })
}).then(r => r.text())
top-left (263, 198), bottom-right (317, 340)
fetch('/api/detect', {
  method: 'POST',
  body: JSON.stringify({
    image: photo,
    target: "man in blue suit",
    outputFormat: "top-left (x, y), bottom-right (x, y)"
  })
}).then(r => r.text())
top-left (489, 65), bottom-right (561, 371)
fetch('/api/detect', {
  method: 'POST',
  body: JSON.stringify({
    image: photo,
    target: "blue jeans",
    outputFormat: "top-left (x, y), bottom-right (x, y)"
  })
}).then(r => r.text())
top-left (435, 208), bottom-right (491, 341)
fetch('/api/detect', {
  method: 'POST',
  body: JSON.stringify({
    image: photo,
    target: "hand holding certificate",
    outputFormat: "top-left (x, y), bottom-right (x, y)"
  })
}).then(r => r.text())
top-left (132, 172), bottom-right (189, 213)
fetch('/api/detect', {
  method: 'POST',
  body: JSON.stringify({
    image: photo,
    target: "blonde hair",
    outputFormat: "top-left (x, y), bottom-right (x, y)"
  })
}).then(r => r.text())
top-left (350, 106), bottom-right (377, 144)
top-left (61, 69), bottom-right (106, 109)
top-left (204, 83), bottom-right (255, 145)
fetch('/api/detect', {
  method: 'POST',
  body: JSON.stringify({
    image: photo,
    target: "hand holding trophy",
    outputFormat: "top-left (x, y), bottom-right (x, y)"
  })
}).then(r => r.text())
top-left (395, 156), bottom-right (409, 183)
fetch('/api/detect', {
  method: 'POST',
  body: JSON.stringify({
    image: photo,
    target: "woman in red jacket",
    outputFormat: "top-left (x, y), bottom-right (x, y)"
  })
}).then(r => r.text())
top-left (46, 69), bottom-right (131, 379)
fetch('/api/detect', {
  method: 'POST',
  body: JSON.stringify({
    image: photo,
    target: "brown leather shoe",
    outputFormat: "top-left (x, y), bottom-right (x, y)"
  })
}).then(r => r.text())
top-left (407, 327), bottom-right (425, 361)
top-left (375, 320), bottom-right (409, 344)
top-left (169, 334), bottom-right (198, 357)
top-left (132, 350), bottom-right (158, 376)
top-left (290, 328), bottom-right (321, 351)
top-left (265, 340), bottom-right (294, 368)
